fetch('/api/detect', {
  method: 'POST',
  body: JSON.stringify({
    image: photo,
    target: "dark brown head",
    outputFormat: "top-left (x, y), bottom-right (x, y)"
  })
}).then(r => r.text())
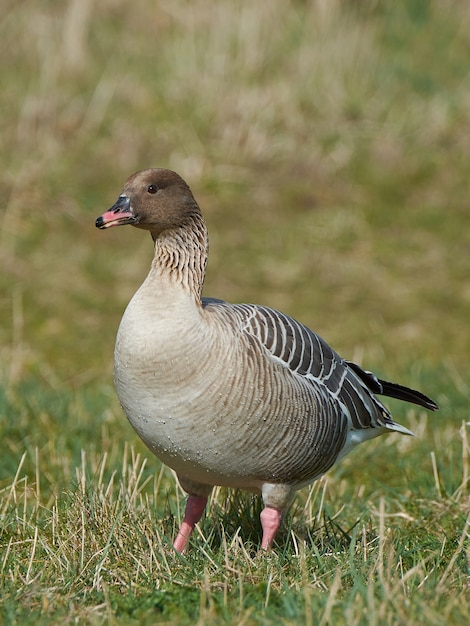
top-left (95, 169), bottom-right (201, 237)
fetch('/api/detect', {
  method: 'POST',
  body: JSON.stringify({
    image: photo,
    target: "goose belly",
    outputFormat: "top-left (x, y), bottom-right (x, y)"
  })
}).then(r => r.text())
top-left (114, 336), bottom-right (348, 490)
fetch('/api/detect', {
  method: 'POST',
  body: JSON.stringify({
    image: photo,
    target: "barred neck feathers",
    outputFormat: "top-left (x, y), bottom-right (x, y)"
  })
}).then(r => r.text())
top-left (151, 210), bottom-right (208, 301)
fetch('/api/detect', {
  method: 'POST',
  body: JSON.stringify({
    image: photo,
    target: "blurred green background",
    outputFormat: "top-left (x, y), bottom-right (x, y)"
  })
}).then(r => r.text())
top-left (1, 2), bottom-right (470, 623)
top-left (1, 0), bottom-right (469, 391)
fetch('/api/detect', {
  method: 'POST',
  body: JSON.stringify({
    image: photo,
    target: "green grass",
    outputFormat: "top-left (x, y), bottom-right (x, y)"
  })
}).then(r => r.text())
top-left (1, 373), bottom-right (469, 624)
top-left (1, 0), bottom-right (470, 623)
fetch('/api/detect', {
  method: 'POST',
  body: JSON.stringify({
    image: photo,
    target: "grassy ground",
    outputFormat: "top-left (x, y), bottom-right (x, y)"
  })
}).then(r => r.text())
top-left (1, 374), bottom-right (469, 624)
top-left (1, 0), bottom-right (470, 623)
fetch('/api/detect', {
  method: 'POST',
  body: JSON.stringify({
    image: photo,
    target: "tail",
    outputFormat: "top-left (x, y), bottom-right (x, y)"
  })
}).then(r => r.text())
top-left (346, 361), bottom-right (439, 411)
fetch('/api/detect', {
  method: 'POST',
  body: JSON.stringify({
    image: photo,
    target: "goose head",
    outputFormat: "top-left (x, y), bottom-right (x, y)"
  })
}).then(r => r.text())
top-left (95, 168), bottom-right (200, 238)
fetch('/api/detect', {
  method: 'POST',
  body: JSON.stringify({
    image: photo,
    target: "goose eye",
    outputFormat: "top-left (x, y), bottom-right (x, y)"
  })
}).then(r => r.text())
top-left (147, 184), bottom-right (158, 194)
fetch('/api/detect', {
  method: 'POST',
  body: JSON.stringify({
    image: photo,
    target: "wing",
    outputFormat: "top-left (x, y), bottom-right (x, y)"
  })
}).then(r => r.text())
top-left (203, 299), bottom-right (412, 435)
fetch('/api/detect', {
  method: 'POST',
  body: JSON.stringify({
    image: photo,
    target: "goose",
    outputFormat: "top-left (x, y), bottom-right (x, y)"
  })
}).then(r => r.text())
top-left (95, 168), bottom-right (438, 553)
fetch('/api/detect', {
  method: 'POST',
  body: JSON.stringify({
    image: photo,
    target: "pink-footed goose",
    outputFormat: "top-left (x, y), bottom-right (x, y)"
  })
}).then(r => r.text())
top-left (96, 168), bottom-right (438, 553)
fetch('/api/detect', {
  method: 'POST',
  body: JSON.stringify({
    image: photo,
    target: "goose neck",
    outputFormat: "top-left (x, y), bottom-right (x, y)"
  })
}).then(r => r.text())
top-left (150, 216), bottom-right (208, 301)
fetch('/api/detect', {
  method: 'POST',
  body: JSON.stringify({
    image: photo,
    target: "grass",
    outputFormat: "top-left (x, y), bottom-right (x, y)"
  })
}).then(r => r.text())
top-left (1, 0), bottom-right (470, 623)
top-left (1, 374), bottom-right (469, 624)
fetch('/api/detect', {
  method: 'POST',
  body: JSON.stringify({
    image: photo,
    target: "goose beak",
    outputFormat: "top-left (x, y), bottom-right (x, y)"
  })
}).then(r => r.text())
top-left (95, 196), bottom-right (137, 229)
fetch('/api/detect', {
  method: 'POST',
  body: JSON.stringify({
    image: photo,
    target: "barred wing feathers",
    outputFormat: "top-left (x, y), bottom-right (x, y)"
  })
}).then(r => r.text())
top-left (203, 299), bottom-right (436, 438)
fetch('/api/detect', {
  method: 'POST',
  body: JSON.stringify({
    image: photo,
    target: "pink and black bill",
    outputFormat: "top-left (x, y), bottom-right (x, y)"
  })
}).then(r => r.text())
top-left (96, 196), bottom-right (137, 229)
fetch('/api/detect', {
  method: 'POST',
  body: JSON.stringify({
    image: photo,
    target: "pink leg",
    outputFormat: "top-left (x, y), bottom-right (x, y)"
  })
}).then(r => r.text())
top-left (260, 506), bottom-right (282, 550)
top-left (173, 494), bottom-right (208, 553)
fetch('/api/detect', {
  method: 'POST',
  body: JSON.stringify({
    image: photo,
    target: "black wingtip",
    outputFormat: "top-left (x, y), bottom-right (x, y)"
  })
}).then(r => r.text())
top-left (345, 361), bottom-right (439, 411)
top-left (377, 379), bottom-right (439, 411)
